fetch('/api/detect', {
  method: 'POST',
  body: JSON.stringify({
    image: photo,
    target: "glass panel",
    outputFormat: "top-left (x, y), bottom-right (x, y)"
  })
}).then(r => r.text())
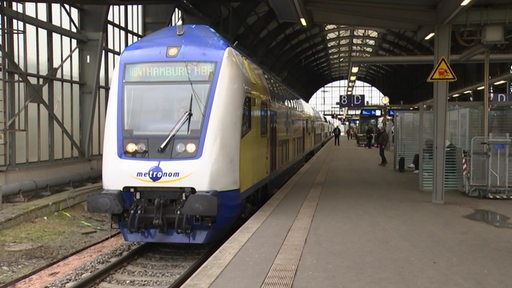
top-left (123, 81), bottom-right (211, 136)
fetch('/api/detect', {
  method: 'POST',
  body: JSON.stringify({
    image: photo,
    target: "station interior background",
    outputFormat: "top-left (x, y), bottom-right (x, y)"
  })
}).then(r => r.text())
top-left (1, 1), bottom-right (512, 199)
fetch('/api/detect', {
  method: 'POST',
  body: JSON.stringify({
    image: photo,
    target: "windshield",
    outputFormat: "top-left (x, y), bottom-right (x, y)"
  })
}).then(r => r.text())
top-left (122, 62), bottom-right (214, 137)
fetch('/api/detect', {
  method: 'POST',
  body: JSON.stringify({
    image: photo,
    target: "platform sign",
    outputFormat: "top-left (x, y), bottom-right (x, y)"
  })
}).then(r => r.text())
top-left (427, 56), bottom-right (457, 82)
top-left (339, 94), bottom-right (365, 107)
top-left (360, 109), bottom-right (382, 116)
top-left (490, 93), bottom-right (512, 102)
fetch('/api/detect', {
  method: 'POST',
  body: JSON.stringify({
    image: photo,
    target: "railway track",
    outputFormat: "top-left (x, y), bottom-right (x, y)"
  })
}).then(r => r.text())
top-left (47, 242), bottom-right (216, 288)
top-left (1, 181), bottom-right (248, 288)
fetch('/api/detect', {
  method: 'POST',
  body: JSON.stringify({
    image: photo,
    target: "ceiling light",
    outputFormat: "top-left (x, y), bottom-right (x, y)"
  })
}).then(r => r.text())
top-left (350, 76), bottom-right (356, 81)
top-left (476, 86), bottom-right (485, 90)
top-left (294, 0), bottom-right (308, 27)
top-left (351, 66), bottom-right (359, 73)
top-left (463, 90), bottom-right (472, 94)
top-left (452, 93), bottom-right (460, 97)
top-left (424, 33), bottom-right (435, 40)
top-left (493, 80), bottom-right (507, 85)
top-left (460, 0), bottom-right (471, 6)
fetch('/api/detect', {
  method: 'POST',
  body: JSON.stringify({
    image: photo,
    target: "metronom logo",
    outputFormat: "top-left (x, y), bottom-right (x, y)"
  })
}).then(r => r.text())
top-left (133, 163), bottom-right (190, 183)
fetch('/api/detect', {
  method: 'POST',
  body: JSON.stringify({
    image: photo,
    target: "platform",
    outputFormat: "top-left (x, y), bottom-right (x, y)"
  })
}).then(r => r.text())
top-left (0, 183), bottom-right (102, 231)
top-left (182, 137), bottom-right (512, 288)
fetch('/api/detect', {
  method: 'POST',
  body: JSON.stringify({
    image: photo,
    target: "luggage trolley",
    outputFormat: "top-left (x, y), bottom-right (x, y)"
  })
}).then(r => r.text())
top-left (465, 134), bottom-right (512, 198)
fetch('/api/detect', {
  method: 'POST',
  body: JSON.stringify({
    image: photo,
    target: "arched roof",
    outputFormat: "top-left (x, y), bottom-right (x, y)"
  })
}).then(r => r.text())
top-left (68, 0), bottom-right (512, 105)
top-left (174, 0), bottom-right (512, 104)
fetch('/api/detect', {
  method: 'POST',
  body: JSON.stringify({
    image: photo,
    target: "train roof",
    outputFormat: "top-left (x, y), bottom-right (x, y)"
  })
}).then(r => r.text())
top-left (121, 24), bottom-right (230, 60)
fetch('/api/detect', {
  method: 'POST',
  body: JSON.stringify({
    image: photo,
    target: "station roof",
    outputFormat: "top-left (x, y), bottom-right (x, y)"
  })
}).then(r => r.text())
top-left (79, 0), bottom-right (512, 105)
top-left (174, 0), bottom-right (512, 105)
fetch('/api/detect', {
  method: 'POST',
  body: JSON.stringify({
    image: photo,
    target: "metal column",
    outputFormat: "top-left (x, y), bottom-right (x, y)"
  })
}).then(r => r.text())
top-left (79, 6), bottom-right (109, 158)
top-left (432, 24), bottom-right (451, 204)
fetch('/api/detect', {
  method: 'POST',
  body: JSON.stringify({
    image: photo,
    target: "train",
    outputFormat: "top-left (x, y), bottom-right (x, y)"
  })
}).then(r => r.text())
top-left (87, 24), bottom-right (331, 243)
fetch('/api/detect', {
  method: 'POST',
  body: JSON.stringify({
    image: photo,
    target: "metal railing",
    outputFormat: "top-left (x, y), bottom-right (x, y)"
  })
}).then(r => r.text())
top-left (465, 134), bottom-right (512, 198)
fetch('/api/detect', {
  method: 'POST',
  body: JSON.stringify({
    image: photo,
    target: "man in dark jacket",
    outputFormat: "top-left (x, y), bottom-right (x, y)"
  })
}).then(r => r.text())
top-left (365, 126), bottom-right (374, 148)
top-left (333, 126), bottom-right (341, 146)
top-left (377, 126), bottom-right (389, 165)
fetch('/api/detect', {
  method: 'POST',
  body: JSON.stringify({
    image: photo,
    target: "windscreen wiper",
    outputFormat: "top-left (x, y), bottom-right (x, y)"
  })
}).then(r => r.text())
top-left (157, 110), bottom-right (192, 153)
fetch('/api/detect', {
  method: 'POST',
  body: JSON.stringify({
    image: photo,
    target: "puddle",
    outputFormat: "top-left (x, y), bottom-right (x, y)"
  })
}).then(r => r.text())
top-left (464, 209), bottom-right (512, 229)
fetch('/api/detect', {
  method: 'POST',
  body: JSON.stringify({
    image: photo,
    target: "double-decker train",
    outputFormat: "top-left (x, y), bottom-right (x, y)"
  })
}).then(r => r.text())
top-left (87, 24), bottom-right (331, 243)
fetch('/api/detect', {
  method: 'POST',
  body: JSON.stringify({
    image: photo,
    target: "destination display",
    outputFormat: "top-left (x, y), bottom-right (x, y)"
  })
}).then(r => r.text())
top-left (124, 62), bottom-right (215, 82)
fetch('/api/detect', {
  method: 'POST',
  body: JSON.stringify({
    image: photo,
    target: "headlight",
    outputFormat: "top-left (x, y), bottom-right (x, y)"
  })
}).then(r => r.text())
top-left (186, 143), bottom-right (197, 153)
top-left (136, 143), bottom-right (147, 153)
top-left (125, 142), bottom-right (138, 153)
top-left (175, 143), bottom-right (186, 153)
top-left (124, 140), bottom-right (148, 155)
top-left (174, 142), bottom-right (197, 154)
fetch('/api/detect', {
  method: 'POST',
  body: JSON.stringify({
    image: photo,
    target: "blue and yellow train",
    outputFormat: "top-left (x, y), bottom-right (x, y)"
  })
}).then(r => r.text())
top-left (87, 24), bottom-right (331, 243)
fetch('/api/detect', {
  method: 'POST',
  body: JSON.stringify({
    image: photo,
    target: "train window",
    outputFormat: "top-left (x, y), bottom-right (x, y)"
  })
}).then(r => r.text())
top-left (285, 110), bottom-right (291, 135)
top-left (124, 83), bottom-right (210, 136)
top-left (261, 101), bottom-right (268, 136)
top-left (122, 61), bottom-right (215, 138)
top-left (242, 96), bottom-right (251, 137)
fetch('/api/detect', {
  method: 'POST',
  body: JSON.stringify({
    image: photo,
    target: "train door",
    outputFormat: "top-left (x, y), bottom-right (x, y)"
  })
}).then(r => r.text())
top-left (270, 110), bottom-right (277, 173)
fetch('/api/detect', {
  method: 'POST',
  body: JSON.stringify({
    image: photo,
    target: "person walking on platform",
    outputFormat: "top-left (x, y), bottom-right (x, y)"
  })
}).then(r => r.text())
top-left (376, 126), bottom-right (389, 166)
top-left (333, 126), bottom-right (341, 146)
top-left (346, 127), bottom-right (352, 140)
top-left (365, 126), bottom-right (374, 149)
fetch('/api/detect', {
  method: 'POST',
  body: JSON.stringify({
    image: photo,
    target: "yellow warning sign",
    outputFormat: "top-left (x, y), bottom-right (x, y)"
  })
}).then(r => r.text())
top-left (427, 56), bottom-right (457, 82)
